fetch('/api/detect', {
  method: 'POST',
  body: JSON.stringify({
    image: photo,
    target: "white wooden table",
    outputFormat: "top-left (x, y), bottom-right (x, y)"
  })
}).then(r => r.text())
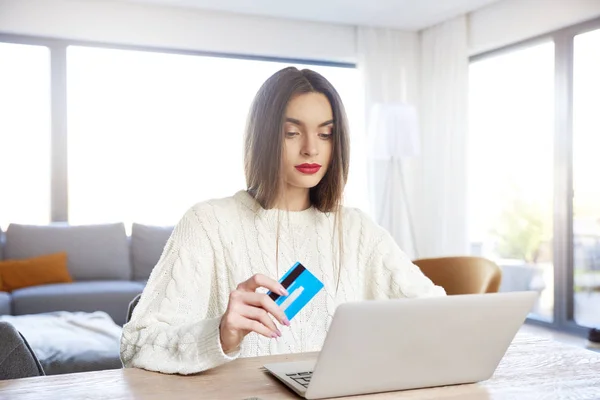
top-left (1, 334), bottom-right (599, 399)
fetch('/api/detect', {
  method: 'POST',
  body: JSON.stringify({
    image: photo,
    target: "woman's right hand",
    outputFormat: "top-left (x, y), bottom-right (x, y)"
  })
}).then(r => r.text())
top-left (219, 274), bottom-right (291, 354)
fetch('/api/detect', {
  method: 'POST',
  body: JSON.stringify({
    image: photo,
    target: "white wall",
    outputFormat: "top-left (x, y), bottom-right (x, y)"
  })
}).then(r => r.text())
top-left (4, 0), bottom-right (599, 62)
top-left (0, 0), bottom-right (356, 63)
top-left (469, 0), bottom-right (600, 55)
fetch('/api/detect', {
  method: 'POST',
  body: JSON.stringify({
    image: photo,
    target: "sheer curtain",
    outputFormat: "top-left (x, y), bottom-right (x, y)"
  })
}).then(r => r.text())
top-left (357, 27), bottom-right (420, 258)
top-left (416, 16), bottom-right (469, 258)
top-left (358, 16), bottom-right (469, 259)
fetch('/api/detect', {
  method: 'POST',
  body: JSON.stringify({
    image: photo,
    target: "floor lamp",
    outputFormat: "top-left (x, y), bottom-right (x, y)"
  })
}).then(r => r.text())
top-left (368, 102), bottom-right (420, 258)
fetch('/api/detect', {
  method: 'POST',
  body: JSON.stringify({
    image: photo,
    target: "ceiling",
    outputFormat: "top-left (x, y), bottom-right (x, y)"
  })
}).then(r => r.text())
top-left (116, 0), bottom-right (502, 30)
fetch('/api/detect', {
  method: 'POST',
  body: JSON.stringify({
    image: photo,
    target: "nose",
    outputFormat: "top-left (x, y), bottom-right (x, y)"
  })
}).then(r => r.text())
top-left (301, 134), bottom-right (319, 157)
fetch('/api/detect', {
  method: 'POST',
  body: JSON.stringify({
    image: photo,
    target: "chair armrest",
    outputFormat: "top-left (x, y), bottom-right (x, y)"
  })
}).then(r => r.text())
top-left (0, 321), bottom-right (44, 379)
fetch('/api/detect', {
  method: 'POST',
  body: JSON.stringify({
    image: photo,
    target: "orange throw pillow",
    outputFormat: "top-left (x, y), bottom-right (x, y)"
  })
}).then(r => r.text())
top-left (0, 252), bottom-right (73, 292)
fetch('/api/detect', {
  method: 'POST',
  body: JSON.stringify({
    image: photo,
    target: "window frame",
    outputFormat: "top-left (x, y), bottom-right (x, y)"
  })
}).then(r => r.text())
top-left (0, 33), bottom-right (355, 225)
top-left (469, 16), bottom-right (600, 336)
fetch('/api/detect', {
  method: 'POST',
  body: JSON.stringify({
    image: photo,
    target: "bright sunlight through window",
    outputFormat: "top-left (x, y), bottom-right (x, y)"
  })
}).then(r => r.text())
top-left (67, 46), bottom-right (367, 228)
top-left (0, 43), bottom-right (51, 230)
top-left (468, 42), bottom-right (555, 321)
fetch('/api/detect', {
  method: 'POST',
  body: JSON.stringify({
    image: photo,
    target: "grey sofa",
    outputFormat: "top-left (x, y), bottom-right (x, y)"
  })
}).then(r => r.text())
top-left (0, 222), bottom-right (174, 326)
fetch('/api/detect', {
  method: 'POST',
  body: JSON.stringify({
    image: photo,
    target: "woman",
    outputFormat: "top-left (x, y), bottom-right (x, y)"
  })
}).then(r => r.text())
top-left (120, 67), bottom-right (445, 375)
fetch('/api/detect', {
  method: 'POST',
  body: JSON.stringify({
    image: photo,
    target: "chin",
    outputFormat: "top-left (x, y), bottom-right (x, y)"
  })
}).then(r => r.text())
top-left (287, 168), bottom-right (328, 190)
top-left (292, 176), bottom-right (324, 189)
top-left (298, 181), bottom-right (321, 189)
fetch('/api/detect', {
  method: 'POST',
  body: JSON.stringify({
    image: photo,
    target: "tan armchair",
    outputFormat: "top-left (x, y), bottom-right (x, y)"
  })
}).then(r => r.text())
top-left (413, 256), bottom-right (502, 295)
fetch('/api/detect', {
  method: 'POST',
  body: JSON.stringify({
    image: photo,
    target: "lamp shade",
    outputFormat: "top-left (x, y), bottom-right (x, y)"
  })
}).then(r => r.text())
top-left (367, 102), bottom-right (420, 159)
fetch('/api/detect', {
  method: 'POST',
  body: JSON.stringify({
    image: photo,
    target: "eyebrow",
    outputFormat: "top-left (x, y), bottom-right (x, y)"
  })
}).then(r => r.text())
top-left (285, 117), bottom-right (334, 128)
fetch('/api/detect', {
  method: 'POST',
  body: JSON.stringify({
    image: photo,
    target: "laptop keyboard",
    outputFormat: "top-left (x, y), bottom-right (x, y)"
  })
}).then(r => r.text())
top-left (286, 371), bottom-right (313, 388)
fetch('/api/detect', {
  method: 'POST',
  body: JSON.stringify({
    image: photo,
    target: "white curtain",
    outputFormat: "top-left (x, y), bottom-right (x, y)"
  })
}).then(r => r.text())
top-left (357, 16), bottom-right (469, 260)
top-left (416, 16), bottom-right (469, 258)
top-left (357, 27), bottom-right (420, 259)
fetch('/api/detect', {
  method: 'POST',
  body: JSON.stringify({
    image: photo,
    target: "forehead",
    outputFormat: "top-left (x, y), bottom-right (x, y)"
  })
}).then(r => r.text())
top-left (285, 92), bottom-right (333, 124)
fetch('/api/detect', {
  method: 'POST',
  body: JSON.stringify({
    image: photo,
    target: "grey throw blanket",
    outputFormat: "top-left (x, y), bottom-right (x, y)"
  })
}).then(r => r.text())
top-left (0, 312), bottom-right (122, 375)
top-left (0, 321), bottom-right (44, 380)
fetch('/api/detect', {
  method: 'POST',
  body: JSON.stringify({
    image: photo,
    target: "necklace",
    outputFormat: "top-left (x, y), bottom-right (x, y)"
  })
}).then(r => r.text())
top-left (275, 208), bottom-right (300, 280)
top-left (275, 207), bottom-right (342, 297)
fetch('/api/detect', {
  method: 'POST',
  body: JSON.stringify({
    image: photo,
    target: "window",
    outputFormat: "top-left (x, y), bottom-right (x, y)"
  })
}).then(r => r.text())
top-left (572, 28), bottom-right (600, 328)
top-left (468, 42), bottom-right (555, 321)
top-left (0, 42), bottom-right (51, 230)
top-left (66, 46), bottom-right (366, 227)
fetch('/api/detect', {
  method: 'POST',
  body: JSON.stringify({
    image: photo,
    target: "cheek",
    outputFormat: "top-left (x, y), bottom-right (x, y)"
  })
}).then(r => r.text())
top-left (283, 143), bottom-right (296, 167)
top-left (322, 142), bottom-right (333, 163)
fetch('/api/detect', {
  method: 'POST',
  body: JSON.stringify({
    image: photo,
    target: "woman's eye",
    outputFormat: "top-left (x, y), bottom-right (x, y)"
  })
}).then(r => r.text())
top-left (286, 132), bottom-right (300, 138)
top-left (319, 133), bottom-right (333, 140)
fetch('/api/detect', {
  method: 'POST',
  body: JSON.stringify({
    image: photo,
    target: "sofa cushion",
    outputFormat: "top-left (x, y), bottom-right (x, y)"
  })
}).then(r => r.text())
top-left (131, 223), bottom-right (173, 281)
top-left (5, 223), bottom-right (131, 281)
top-left (11, 281), bottom-right (145, 326)
top-left (0, 252), bottom-right (73, 292)
top-left (0, 291), bottom-right (10, 315)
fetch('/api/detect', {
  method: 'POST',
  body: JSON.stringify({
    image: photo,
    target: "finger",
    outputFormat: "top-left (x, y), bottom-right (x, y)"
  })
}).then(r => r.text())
top-left (239, 304), bottom-right (281, 336)
top-left (237, 274), bottom-right (288, 296)
top-left (237, 317), bottom-right (279, 339)
top-left (242, 292), bottom-right (290, 326)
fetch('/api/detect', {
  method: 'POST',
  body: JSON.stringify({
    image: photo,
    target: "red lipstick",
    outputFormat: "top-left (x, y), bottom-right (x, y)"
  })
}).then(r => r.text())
top-left (295, 163), bottom-right (321, 174)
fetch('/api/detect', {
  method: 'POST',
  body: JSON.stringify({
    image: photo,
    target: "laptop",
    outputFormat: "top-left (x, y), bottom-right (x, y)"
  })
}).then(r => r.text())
top-left (264, 291), bottom-right (538, 399)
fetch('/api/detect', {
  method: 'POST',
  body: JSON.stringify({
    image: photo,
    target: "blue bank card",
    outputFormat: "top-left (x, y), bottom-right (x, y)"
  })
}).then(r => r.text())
top-left (267, 262), bottom-right (324, 321)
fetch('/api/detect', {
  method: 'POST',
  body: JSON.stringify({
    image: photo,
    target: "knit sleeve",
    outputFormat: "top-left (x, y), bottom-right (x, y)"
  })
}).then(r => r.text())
top-left (360, 216), bottom-right (446, 300)
top-left (120, 205), bottom-right (239, 374)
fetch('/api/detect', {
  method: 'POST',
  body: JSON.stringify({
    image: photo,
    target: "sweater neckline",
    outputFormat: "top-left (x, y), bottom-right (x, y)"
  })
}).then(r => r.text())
top-left (233, 190), bottom-right (319, 226)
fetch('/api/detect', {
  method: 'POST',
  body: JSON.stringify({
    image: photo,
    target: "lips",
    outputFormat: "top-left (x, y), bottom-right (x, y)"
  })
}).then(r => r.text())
top-left (295, 163), bottom-right (321, 175)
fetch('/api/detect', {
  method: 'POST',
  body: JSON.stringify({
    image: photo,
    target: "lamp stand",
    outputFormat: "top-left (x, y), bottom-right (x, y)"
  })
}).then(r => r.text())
top-left (378, 157), bottom-right (419, 258)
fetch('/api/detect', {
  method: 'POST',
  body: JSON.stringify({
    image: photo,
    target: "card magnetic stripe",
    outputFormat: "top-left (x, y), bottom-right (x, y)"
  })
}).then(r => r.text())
top-left (268, 262), bottom-right (306, 302)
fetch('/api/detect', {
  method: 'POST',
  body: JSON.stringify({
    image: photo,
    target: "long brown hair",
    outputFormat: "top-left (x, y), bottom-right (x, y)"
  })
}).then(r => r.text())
top-left (244, 67), bottom-right (350, 291)
top-left (244, 67), bottom-right (350, 212)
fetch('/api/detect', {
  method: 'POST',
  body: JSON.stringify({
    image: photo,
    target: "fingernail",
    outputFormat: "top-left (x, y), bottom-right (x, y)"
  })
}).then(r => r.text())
top-left (283, 318), bottom-right (290, 326)
top-left (271, 332), bottom-right (279, 339)
top-left (280, 287), bottom-right (289, 296)
top-left (277, 329), bottom-right (282, 337)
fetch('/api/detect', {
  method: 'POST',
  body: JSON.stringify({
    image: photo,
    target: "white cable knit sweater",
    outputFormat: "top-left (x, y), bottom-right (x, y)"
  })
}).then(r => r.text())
top-left (120, 190), bottom-right (445, 374)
